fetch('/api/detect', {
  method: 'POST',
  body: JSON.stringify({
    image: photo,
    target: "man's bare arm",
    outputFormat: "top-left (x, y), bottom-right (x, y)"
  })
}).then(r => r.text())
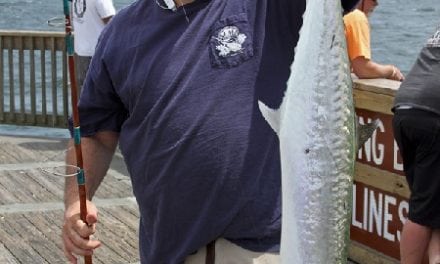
top-left (351, 56), bottom-right (404, 81)
top-left (63, 131), bottom-right (119, 262)
top-left (64, 131), bottom-right (119, 207)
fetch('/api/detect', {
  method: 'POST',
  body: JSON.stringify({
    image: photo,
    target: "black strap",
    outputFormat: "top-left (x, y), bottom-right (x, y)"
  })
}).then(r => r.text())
top-left (205, 240), bottom-right (216, 264)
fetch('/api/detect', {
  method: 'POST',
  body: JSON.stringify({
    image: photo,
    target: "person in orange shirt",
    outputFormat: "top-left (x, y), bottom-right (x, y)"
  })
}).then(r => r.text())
top-left (344, 0), bottom-right (404, 81)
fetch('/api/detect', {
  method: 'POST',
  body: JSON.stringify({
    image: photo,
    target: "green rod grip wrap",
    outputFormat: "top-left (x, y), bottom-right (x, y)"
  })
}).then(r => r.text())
top-left (63, 0), bottom-right (70, 16)
top-left (76, 169), bottom-right (85, 185)
top-left (73, 127), bottom-right (81, 145)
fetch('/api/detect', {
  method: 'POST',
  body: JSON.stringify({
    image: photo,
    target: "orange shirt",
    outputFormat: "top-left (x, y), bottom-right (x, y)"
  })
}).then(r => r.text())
top-left (343, 9), bottom-right (371, 61)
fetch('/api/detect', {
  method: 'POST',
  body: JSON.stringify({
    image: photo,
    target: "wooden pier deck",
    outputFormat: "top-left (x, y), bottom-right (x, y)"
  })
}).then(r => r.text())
top-left (0, 128), bottom-right (140, 264)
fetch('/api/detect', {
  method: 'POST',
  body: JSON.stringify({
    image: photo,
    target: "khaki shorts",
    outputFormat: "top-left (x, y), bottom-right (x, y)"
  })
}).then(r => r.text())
top-left (184, 238), bottom-right (280, 264)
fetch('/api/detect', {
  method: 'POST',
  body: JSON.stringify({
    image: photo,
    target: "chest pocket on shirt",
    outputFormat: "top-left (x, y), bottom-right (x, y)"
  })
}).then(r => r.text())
top-left (209, 13), bottom-right (254, 68)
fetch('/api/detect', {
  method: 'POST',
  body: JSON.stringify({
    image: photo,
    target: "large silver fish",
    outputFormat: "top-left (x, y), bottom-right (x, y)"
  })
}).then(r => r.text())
top-left (258, 0), bottom-right (356, 263)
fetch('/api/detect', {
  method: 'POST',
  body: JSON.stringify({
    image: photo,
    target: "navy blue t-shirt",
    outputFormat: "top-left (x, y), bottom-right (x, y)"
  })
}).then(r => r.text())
top-left (77, 0), bottom-right (357, 262)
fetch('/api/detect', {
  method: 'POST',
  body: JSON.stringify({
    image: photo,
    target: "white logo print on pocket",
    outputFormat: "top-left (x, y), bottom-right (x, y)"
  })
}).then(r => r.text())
top-left (214, 26), bottom-right (247, 57)
top-left (209, 14), bottom-right (253, 68)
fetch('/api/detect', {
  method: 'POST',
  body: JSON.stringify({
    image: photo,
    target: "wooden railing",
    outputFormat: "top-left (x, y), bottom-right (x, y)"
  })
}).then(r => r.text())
top-left (0, 30), bottom-right (69, 128)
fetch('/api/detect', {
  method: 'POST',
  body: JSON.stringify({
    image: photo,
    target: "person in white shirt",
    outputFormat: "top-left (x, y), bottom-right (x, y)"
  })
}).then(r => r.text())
top-left (71, 0), bottom-right (116, 90)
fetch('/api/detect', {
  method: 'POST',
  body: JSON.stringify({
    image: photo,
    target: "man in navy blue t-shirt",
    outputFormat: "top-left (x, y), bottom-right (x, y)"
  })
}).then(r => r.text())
top-left (62, 0), bottom-right (359, 263)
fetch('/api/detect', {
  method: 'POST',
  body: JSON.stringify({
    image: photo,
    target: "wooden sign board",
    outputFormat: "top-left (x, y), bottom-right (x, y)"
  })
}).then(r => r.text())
top-left (350, 108), bottom-right (427, 263)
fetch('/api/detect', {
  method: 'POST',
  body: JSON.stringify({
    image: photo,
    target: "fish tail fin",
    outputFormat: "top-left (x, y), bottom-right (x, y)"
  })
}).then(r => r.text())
top-left (258, 100), bottom-right (281, 135)
top-left (356, 118), bottom-right (380, 150)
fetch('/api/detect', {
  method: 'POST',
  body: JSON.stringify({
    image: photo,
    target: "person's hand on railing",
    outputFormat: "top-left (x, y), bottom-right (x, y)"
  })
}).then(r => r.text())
top-left (387, 65), bottom-right (405, 82)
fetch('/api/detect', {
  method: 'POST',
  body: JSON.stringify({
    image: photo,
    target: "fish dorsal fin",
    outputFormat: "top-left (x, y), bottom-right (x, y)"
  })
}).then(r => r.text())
top-left (258, 101), bottom-right (281, 135)
top-left (356, 118), bottom-right (380, 150)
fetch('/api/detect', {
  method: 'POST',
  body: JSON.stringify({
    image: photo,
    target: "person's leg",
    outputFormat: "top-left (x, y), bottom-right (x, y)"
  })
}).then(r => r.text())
top-left (400, 219), bottom-right (431, 264)
top-left (73, 53), bottom-right (92, 96)
top-left (184, 245), bottom-right (207, 264)
top-left (214, 238), bottom-right (279, 264)
top-left (429, 229), bottom-right (440, 264)
top-left (394, 111), bottom-right (440, 264)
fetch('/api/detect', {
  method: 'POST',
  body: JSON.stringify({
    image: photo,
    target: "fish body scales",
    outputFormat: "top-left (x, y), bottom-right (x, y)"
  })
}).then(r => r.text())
top-left (259, 0), bottom-right (356, 263)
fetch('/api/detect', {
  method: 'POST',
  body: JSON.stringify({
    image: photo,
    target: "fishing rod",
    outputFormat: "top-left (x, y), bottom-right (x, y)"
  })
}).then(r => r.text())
top-left (61, 0), bottom-right (92, 263)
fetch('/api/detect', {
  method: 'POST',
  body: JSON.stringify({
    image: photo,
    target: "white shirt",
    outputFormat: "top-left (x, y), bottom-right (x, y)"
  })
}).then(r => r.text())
top-left (72, 0), bottom-right (116, 56)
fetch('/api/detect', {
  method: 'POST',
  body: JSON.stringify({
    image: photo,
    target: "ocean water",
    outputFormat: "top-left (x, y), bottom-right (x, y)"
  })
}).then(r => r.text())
top-left (0, 0), bottom-right (135, 30)
top-left (369, 0), bottom-right (439, 74)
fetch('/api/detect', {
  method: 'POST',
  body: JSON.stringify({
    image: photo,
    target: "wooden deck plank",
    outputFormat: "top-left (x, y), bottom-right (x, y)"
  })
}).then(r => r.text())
top-left (0, 134), bottom-right (140, 263)
top-left (24, 168), bottom-right (65, 201)
top-left (98, 208), bottom-right (139, 258)
top-left (94, 176), bottom-right (134, 199)
top-left (9, 170), bottom-right (59, 203)
top-left (0, 178), bottom-right (17, 205)
top-left (0, 214), bottom-right (48, 263)
top-left (0, 205), bottom-right (140, 263)
top-left (0, 137), bottom-right (67, 165)
top-left (25, 212), bottom-right (64, 253)
top-left (14, 215), bottom-right (65, 263)
top-left (0, 244), bottom-right (19, 264)
top-left (0, 142), bottom-right (34, 164)
top-left (106, 206), bottom-right (140, 233)
top-left (0, 171), bottom-right (37, 204)
top-left (104, 207), bottom-right (140, 250)
top-left (0, 167), bottom-right (133, 205)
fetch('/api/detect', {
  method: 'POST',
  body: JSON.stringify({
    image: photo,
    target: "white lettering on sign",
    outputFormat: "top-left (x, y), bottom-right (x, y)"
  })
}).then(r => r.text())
top-left (363, 186), bottom-right (368, 230)
top-left (369, 190), bottom-right (383, 236)
top-left (352, 185), bottom-right (363, 229)
top-left (357, 117), bottom-right (385, 165)
top-left (383, 195), bottom-right (396, 241)
top-left (357, 115), bottom-right (404, 172)
top-left (397, 201), bottom-right (409, 241)
top-left (352, 184), bottom-right (409, 242)
top-left (393, 140), bottom-right (403, 171)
